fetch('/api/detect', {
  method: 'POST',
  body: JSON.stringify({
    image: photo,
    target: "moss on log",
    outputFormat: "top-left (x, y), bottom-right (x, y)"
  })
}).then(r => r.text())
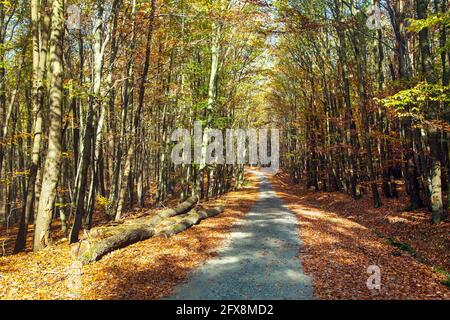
top-left (155, 207), bottom-right (224, 237)
top-left (87, 196), bottom-right (199, 239)
top-left (78, 196), bottom-right (199, 264)
top-left (79, 227), bottom-right (155, 265)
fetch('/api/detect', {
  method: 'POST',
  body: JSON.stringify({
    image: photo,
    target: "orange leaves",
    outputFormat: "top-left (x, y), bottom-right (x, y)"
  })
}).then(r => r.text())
top-left (0, 172), bottom-right (259, 300)
top-left (270, 171), bottom-right (450, 300)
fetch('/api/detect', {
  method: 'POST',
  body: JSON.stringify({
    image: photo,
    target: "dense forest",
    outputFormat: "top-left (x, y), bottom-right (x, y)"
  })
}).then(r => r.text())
top-left (272, 0), bottom-right (449, 220)
top-left (0, 0), bottom-right (448, 284)
top-left (0, 0), bottom-right (272, 253)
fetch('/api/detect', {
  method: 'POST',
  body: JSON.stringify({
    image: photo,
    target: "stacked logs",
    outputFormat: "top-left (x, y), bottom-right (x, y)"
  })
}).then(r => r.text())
top-left (77, 196), bottom-right (224, 264)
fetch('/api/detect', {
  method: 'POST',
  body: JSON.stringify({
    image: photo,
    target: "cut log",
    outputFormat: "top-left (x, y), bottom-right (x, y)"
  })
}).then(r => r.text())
top-left (79, 227), bottom-right (155, 265)
top-left (77, 196), bottom-right (199, 264)
top-left (87, 196), bottom-right (199, 240)
top-left (155, 207), bottom-right (224, 237)
top-left (78, 205), bottom-right (223, 265)
top-left (156, 196), bottom-right (199, 219)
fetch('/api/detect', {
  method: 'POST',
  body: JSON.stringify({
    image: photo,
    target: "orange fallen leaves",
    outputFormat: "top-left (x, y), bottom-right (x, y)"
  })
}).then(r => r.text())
top-left (0, 173), bottom-right (259, 300)
top-left (270, 171), bottom-right (449, 300)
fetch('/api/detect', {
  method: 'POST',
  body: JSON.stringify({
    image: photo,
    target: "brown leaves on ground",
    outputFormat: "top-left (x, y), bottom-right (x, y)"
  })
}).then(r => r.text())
top-left (0, 174), bottom-right (259, 300)
top-left (270, 171), bottom-right (450, 300)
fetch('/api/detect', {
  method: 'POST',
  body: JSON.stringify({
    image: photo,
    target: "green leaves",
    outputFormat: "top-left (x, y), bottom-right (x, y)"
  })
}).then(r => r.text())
top-left (379, 82), bottom-right (450, 121)
top-left (407, 12), bottom-right (450, 32)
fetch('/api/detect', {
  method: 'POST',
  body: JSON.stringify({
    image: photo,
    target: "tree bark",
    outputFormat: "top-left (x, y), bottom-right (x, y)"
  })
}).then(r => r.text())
top-left (416, 0), bottom-right (443, 223)
top-left (33, 0), bottom-right (64, 251)
top-left (78, 196), bottom-right (199, 264)
top-left (14, 0), bottom-right (48, 250)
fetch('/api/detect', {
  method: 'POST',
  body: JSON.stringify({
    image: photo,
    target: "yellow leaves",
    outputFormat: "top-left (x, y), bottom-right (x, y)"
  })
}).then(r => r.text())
top-left (0, 169), bottom-right (30, 186)
top-left (0, 1), bottom-right (12, 8)
top-left (95, 195), bottom-right (109, 209)
top-left (61, 151), bottom-right (72, 159)
top-left (378, 82), bottom-right (450, 125)
top-left (407, 12), bottom-right (450, 33)
top-left (13, 170), bottom-right (30, 177)
top-left (0, 132), bottom-right (33, 148)
top-left (55, 202), bottom-right (71, 209)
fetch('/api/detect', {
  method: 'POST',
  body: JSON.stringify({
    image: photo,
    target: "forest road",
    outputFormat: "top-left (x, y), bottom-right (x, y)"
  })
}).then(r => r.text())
top-left (166, 170), bottom-right (313, 300)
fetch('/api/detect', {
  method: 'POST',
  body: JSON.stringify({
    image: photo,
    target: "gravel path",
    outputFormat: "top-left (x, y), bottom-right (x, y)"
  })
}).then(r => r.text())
top-left (167, 171), bottom-right (313, 300)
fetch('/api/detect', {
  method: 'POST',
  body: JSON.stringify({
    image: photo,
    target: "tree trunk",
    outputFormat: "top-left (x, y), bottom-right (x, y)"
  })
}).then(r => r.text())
top-left (332, 0), bottom-right (360, 200)
top-left (78, 196), bottom-right (199, 264)
top-left (416, 0), bottom-right (443, 222)
top-left (351, 26), bottom-right (382, 208)
top-left (14, 0), bottom-right (48, 251)
top-left (33, 0), bottom-right (64, 251)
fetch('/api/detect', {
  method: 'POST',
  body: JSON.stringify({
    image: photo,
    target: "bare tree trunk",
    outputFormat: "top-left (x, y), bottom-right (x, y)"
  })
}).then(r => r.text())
top-left (0, 3), bottom-right (6, 177)
top-left (16, 0), bottom-right (50, 252)
top-left (70, 0), bottom-right (110, 242)
top-left (199, 8), bottom-right (222, 199)
top-left (416, 0), bottom-right (443, 223)
top-left (113, 0), bottom-right (138, 220)
top-left (33, 0), bottom-right (64, 251)
top-left (332, 0), bottom-right (360, 200)
top-left (351, 25), bottom-right (382, 208)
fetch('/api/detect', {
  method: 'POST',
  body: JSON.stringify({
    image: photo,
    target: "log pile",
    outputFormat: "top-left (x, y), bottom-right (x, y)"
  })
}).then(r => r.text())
top-left (154, 207), bottom-right (224, 237)
top-left (87, 196), bottom-right (200, 239)
top-left (77, 196), bottom-right (224, 265)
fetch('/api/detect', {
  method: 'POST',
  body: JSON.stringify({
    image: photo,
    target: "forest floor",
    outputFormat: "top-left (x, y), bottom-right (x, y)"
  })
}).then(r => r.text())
top-left (270, 171), bottom-right (450, 300)
top-left (1, 169), bottom-right (449, 300)
top-left (0, 173), bottom-right (260, 299)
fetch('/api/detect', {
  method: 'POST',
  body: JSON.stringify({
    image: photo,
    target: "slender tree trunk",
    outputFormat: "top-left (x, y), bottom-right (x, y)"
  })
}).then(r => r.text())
top-left (199, 9), bottom-right (222, 199)
top-left (351, 28), bottom-right (383, 208)
top-left (70, 0), bottom-right (110, 241)
top-left (0, 4), bottom-right (6, 177)
top-left (333, 1), bottom-right (360, 199)
top-left (33, 0), bottom-right (64, 251)
top-left (15, 0), bottom-right (46, 250)
top-left (114, 0), bottom-right (137, 220)
top-left (416, 0), bottom-right (443, 222)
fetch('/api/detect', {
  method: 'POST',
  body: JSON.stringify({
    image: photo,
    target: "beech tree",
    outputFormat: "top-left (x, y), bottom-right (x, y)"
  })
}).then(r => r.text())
top-left (34, 0), bottom-right (65, 251)
top-left (272, 0), bottom-right (449, 221)
top-left (0, 0), bottom-right (267, 252)
top-left (0, 0), bottom-right (446, 255)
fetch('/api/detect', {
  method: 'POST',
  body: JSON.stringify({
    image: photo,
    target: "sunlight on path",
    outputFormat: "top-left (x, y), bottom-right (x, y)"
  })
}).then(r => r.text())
top-left (166, 171), bottom-right (313, 300)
